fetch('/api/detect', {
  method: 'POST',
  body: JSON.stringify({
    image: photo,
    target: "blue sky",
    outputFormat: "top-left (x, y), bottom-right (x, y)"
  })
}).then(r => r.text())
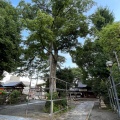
top-left (10, 0), bottom-right (120, 68)
top-left (10, 0), bottom-right (120, 22)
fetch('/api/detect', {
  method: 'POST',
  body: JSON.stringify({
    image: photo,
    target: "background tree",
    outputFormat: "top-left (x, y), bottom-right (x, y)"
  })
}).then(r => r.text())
top-left (70, 67), bottom-right (83, 84)
top-left (98, 22), bottom-right (120, 58)
top-left (56, 68), bottom-right (74, 89)
top-left (111, 63), bottom-right (120, 98)
top-left (18, 0), bottom-right (94, 91)
top-left (98, 22), bottom-right (120, 98)
top-left (90, 7), bottom-right (114, 31)
top-left (71, 7), bottom-right (115, 97)
top-left (0, 0), bottom-right (21, 79)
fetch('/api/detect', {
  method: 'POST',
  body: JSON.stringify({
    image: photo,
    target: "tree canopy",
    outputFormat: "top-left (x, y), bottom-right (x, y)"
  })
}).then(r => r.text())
top-left (18, 0), bottom-right (94, 90)
top-left (18, 0), bottom-right (94, 60)
top-left (71, 7), bottom-right (115, 96)
top-left (0, 0), bottom-right (21, 78)
top-left (56, 68), bottom-right (74, 89)
top-left (90, 7), bottom-right (114, 32)
top-left (98, 22), bottom-right (120, 58)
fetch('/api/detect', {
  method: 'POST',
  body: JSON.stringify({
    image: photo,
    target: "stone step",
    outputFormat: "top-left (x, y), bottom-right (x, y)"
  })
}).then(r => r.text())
top-left (100, 100), bottom-right (107, 108)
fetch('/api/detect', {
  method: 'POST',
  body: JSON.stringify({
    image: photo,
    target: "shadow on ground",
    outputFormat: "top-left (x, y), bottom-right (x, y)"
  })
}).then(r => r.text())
top-left (89, 102), bottom-right (120, 120)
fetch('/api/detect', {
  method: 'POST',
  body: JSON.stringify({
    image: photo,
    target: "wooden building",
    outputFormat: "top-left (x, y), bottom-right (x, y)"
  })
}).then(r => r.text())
top-left (69, 81), bottom-right (96, 98)
top-left (3, 82), bottom-right (26, 93)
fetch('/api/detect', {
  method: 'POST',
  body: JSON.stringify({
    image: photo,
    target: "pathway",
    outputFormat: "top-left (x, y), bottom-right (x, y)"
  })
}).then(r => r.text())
top-left (0, 115), bottom-right (37, 120)
top-left (57, 101), bottom-right (95, 120)
top-left (89, 102), bottom-right (120, 120)
top-left (0, 100), bottom-right (95, 120)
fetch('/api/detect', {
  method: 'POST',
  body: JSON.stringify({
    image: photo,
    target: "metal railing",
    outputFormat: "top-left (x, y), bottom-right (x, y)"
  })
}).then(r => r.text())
top-left (106, 74), bottom-right (120, 115)
top-left (106, 51), bottom-right (120, 117)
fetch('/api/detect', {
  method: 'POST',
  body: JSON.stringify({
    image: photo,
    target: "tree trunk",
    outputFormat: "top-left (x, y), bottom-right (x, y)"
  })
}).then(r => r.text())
top-left (49, 44), bottom-right (58, 92)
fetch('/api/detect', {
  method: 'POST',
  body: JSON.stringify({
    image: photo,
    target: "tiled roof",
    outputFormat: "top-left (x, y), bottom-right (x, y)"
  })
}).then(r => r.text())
top-left (78, 82), bottom-right (87, 88)
top-left (3, 82), bottom-right (25, 87)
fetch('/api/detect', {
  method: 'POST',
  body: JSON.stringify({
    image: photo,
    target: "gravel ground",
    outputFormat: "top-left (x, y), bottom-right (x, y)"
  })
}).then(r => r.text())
top-left (89, 102), bottom-right (120, 120)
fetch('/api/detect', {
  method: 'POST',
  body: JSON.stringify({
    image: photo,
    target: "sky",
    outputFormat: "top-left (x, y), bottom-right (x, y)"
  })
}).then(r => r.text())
top-left (10, 0), bottom-right (120, 68)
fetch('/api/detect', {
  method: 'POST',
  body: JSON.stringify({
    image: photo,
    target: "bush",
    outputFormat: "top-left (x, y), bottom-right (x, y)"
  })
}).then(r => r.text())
top-left (9, 90), bottom-right (21, 104)
top-left (0, 90), bottom-right (7, 95)
top-left (0, 90), bottom-right (7, 105)
top-left (44, 92), bottom-right (67, 113)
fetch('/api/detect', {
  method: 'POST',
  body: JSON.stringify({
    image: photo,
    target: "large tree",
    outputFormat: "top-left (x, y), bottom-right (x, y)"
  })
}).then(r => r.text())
top-left (97, 22), bottom-right (120, 100)
top-left (71, 39), bottom-right (109, 81)
top-left (0, 0), bottom-right (21, 78)
top-left (71, 7), bottom-right (115, 96)
top-left (98, 22), bottom-right (120, 58)
top-left (18, 0), bottom-right (94, 91)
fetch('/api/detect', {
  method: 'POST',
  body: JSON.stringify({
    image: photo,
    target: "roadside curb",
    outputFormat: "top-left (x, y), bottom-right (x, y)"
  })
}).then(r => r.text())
top-left (85, 102), bottom-right (95, 120)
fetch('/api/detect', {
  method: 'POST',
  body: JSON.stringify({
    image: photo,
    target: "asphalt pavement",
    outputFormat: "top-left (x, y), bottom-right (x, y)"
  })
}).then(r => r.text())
top-left (0, 100), bottom-right (95, 120)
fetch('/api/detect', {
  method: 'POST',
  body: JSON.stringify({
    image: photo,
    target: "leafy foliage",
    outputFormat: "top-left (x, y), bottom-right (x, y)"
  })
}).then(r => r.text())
top-left (9, 90), bottom-right (21, 104)
top-left (44, 92), bottom-right (67, 113)
top-left (111, 63), bottom-right (120, 98)
top-left (45, 68), bottom-right (74, 92)
top-left (72, 39), bottom-right (109, 82)
top-left (0, 90), bottom-right (7, 105)
top-left (71, 7), bottom-right (115, 97)
top-left (70, 67), bottom-right (82, 80)
top-left (0, 0), bottom-right (21, 78)
top-left (56, 68), bottom-right (74, 89)
top-left (0, 90), bottom-right (7, 95)
top-left (98, 22), bottom-right (120, 57)
top-left (18, 0), bottom-right (94, 88)
top-left (90, 7), bottom-right (114, 32)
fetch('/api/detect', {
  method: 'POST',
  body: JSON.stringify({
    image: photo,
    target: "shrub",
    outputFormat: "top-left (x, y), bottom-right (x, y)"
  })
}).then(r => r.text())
top-left (44, 92), bottom-right (67, 113)
top-left (0, 90), bottom-right (7, 95)
top-left (0, 90), bottom-right (7, 105)
top-left (9, 90), bottom-right (21, 104)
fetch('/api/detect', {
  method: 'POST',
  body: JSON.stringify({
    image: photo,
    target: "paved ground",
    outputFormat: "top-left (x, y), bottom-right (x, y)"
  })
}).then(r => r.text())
top-left (0, 99), bottom-right (119, 120)
top-left (0, 100), bottom-right (95, 120)
top-left (89, 102), bottom-right (120, 120)
top-left (56, 101), bottom-right (95, 120)
top-left (0, 115), bottom-right (37, 120)
top-left (0, 100), bottom-right (49, 120)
